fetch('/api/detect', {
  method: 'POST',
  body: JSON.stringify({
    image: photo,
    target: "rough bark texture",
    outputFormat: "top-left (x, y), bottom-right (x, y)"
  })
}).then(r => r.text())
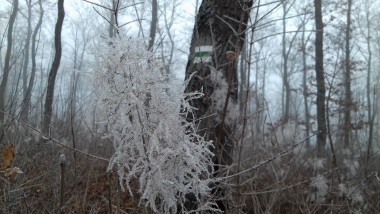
top-left (42, 0), bottom-right (65, 135)
top-left (185, 0), bottom-right (252, 211)
top-left (314, 0), bottom-right (327, 157)
top-left (0, 0), bottom-right (18, 123)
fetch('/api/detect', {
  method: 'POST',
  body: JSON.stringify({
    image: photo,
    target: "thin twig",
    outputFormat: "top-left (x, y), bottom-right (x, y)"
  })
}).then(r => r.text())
top-left (119, 19), bottom-right (143, 28)
top-left (242, 169), bottom-right (334, 195)
top-left (93, 7), bottom-right (114, 29)
top-left (336, 172), bottom-right (376, 213)
top-left (218, 132), bottom-right (317, 180)
top-left (215, 15), bottom-right (238, 36)
top-left (255, 12), bottom-right (313, 30)
top-left (119, 1), bottom-right (145, 11)
top-left (249, 0), bottom-right (284, 10)
top-left (83, 0), bottom-right (113, 11)
top-left (0, 110), bottom-right (109, 162)
top-left (253, 30), bottom-right (316, 43)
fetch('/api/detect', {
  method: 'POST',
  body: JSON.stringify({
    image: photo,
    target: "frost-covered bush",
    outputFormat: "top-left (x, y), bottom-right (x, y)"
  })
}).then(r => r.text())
top-left (309, 175), bottom-right (329, 203)
top-left (92, 36), bottom-right (217, 213)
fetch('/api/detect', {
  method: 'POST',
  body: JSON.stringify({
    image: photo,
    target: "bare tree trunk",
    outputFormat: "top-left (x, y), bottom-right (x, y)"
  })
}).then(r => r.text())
top-left (239, 42), bottom-right (247, 119)
top-left (42, 0), bottom-right (65, 135)
top-left (253, 44), bottom-right (264, 135)
top-left (344, 0), bottom-right (352, 148)
top-left (301, 16), bottom-right (311, 146)
top-left (185, 0), bottom-right (253, 211)
top-left (161, 1), bottom-right (177, 75)
top-left (20, 0), bottom-right (37, 122)
top-left (281, 0), bottom-right (299, 123)
top-left (24, 0), bottom-right (43, 124)
top-left (21, 0), bottom-right (32, 111)
top-left (109, 1), bottom-right (116, 38)
top-left (0, 0), bottom-right (18, 123)
top-left (363, 0), bottom-right (373, 176)
top-left (282, 2), bottom-right (290, 123)
top-left (147, 0), bottom-right (157, 51)
top-left (314, 0), bottom-right (327, 157)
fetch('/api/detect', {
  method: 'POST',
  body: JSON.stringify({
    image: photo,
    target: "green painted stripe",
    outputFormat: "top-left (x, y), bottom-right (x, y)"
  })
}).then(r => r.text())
top-left (195, 51), bottom-right (211, 58)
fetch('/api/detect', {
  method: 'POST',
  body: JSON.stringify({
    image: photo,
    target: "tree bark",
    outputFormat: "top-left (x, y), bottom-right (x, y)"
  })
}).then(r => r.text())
top-left (314, 0), bottom-right (327, 157)
top-left (0, 0), bottom-right (19, 123)
top-left (42, 0), bottom-right (65, 135)
top-left (185, 0), bottom-right (252, 211)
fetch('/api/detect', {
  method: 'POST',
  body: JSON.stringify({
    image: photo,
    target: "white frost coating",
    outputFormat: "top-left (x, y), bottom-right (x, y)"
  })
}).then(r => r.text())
top-left (209, 68), bottom-right (238, 125)
top-left (309, 175), bottom-right (329, 203)
top-left (350, 191), bottom-right (364, 207)
top-left (343, 159), bottom-right (359, 176)
top-left (339, 184), bottom-right (365, 207)
top-left (338, 183), bottom-right (347, 197)
top-left (92, 37), bottom-right (218, 213)
top-left (307, 158), bottom-right (326, 171)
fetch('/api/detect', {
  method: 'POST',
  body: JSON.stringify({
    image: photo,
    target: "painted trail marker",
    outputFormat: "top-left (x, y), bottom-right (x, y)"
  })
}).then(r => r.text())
top-left (194, 46), bottom-right (212, 63)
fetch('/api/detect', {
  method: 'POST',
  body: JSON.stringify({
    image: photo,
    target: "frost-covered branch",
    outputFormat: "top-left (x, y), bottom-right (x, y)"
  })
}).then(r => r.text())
top-left (92, 36), bottom-right (218, 213)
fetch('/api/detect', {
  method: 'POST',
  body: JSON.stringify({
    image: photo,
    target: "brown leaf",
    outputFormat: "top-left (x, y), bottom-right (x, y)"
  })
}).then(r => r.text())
top-left (0, 144), bottom-right (15, 170)
top-left (3, 167), bottom-right (23, 178)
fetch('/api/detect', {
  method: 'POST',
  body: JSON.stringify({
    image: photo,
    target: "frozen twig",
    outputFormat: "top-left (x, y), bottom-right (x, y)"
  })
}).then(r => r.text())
top-left (219, 132), bottom-right (317, 181)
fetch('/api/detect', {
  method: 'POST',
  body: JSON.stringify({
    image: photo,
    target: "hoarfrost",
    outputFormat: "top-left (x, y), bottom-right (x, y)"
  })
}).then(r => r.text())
top-left (343, 159), bottom-right (359, 176)
top-left (307, 157), bottom-right (326, 171)
top-left (209, 68), bottom-right (238, 125)
top-left (92, 36), bottom-right (217, 213)
top-left (309, 175), bottom-right (329, 203)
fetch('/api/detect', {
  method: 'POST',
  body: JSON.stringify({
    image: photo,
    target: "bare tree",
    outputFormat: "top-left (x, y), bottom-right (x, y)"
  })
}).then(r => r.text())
top-left (344, 0), bottom-right (353, 147)
top-left (158, 0), bottom-right (180, 75)
top-left (20, 0), bottom-right (44, 123)
top-left (357, 0), bottom-right (376, 176)
top-left (19, 0), bottom-right (33, 122)
top-left (185, 0), bottom-right (253, 211)
top-left (0, 0), bottom-right (19, 123)
top-left (314, 0), bottom-right (327, 157)
top-left (281, 0), bottom-right (296, 123)
top-left (298, 4), bottom-right (313, 146)
top-left (42, 0), bottom-right (65, 135)
top-left (148, 0), bottom-right (157, 50)
top-left (108, 1), bottom-right (117, 38)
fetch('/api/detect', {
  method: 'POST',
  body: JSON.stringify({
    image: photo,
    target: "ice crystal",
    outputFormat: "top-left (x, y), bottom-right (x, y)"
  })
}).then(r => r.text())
top-left (92, 36), bottom-right (216, 213)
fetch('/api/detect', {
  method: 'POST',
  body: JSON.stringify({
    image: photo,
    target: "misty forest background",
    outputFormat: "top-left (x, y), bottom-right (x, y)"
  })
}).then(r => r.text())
top-left (1, 0), bottom-right (380, 213)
